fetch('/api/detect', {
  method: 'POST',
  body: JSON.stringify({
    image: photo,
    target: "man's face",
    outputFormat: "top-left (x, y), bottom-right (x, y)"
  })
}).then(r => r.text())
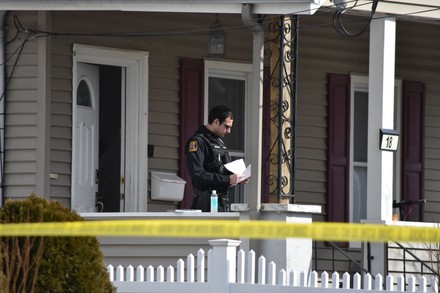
top-left (215, 117), bottom-right (233, 137)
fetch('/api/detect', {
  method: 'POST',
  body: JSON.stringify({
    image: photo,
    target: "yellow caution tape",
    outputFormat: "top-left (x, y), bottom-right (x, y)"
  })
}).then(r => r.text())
top-left (0, 220), bottom-right (439, 243)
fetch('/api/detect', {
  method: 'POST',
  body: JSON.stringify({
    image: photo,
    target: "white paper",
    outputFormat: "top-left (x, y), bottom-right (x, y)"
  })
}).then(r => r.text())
top-left (224, 159), bottom-right (251, 183)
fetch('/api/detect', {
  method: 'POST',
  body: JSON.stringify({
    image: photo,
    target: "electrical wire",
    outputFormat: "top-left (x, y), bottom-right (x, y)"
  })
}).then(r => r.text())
top-left (7, 1), bottom-right (365, 39)
top-left (332, 0), bottom-right (379, 37)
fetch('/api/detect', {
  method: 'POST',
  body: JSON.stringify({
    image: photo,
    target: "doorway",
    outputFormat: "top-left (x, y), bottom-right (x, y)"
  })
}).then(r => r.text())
top-left (72, 44), bottom-right (149, 213)
top-left (73, 63), bottom-right (123, 212)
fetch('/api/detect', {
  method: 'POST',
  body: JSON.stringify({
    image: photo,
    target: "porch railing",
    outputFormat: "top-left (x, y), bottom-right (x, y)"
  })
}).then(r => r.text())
top-left (388, 241), bottom-right (440, 289)
top-left (109, 239), bottom-right (438, 293)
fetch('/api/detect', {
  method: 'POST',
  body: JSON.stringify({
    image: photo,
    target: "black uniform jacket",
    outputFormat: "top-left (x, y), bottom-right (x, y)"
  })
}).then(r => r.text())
top-left (185, 125), bottom-right (232, 206)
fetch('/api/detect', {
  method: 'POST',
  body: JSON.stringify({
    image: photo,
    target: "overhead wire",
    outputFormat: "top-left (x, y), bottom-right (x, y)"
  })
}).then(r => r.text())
top-left (332, 0), bottom-right (379, 37)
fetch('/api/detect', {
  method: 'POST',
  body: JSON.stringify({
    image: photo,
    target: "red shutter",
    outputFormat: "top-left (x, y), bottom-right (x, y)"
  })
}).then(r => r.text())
top-left (327, 74), bottom-right (350, 223)
top-left (402, 81), bottom-right (425, 222)
top-left (178, 58), bottom-right (204, 209)
top-left (261, 66), bottom-right (271, 203)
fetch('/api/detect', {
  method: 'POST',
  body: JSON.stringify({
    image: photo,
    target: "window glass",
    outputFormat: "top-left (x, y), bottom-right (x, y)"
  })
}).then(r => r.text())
top-left (208, 76), bottom-right (245, 152)
top-left (77, 80), bottom-right (92, 107)
top-left (353, 166), bottom-right (367, 223)
top-left (354, 91), bottom-right (368, 162)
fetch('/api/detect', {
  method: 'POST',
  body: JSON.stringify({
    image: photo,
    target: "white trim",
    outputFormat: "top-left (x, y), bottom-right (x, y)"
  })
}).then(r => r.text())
top-left (72, 44), bottom-right (149, 212)
top-left (0, 1), bottom-right (324, 15)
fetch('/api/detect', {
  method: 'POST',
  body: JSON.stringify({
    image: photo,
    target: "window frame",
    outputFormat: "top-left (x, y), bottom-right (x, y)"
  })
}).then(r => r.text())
top-left (203, 60), bottom-right (252, 202)
top-left (349, 74), bottom-right (402, 247)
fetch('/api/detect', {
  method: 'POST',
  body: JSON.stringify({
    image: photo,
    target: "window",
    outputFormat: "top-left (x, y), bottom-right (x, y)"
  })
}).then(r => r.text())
top-left (328, 74), bottom-right (425, 235)
top-left (349, 75), bottom-right (402, 227)
top-left (204, 60), bottom-right (252, 204)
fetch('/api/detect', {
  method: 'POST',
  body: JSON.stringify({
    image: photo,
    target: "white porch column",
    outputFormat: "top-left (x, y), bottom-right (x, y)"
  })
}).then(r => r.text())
top-left (366, 16), bottom-right (396, 276)
top-left (242, 4), bottom-right (263, 214)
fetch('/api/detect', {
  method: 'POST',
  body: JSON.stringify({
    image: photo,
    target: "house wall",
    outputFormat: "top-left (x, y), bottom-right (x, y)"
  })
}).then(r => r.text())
top-left (296, 12), bottom-right (440, 272)
top-left (4, 11), bottom-right (253, 209)
top-left (4, 11), bottom-right (39, 199)
top-left (3, 8), bottom-right (440, 276)
top-left (4, 11), bottom-right (440, 217)
top-left (295, 13), bottom-right (440, 224)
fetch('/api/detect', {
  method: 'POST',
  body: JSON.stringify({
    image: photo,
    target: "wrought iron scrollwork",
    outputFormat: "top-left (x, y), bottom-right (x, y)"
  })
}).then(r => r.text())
top-left (262, 15), bottom-right (298, 202)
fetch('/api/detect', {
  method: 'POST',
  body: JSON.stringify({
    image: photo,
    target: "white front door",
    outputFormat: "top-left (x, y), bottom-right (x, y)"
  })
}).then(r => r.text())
top-left (72, 63), bottom-right (99, 212)
top-left (72, 44), bottom-right (149, 212)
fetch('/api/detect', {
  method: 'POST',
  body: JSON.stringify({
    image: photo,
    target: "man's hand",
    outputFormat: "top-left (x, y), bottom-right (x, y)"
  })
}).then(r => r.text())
top-left (229, 174), bottom-right (241, 185)
top-left (230, 174), bottom-right (250, 185)
top-left (239, 178), bottom-right (250, 184)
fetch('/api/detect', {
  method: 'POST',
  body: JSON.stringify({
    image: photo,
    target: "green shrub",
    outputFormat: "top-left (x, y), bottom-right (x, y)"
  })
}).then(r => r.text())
top-left (0, 194), bottom-right (116, 293)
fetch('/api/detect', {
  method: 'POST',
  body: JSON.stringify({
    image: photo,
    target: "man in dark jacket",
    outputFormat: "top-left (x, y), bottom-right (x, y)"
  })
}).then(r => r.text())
top-left (185, 105), bottom-right (245, 212)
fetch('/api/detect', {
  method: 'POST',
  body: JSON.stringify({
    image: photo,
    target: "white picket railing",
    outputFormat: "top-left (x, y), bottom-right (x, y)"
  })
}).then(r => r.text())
top-left (108, 239), bottom-right (438, 293)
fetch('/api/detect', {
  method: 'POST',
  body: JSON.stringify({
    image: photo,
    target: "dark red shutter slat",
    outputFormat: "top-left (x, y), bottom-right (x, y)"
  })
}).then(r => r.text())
top-left (402, 81), bottom-right (425, 222)
top-left (261, 66), bottom-right (271, 203)
top-left (178, 58), bottom-right (204, 209)
top-left (327, 74), bottom-right (350, 224)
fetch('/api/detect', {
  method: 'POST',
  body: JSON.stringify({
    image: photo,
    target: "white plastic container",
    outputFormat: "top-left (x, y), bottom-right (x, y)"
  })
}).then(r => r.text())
top-left (151, 171), bottom-right (186, 201)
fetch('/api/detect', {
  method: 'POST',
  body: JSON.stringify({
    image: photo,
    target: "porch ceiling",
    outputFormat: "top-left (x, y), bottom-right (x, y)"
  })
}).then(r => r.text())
top-left (0, 0), bottom-right (325, 15)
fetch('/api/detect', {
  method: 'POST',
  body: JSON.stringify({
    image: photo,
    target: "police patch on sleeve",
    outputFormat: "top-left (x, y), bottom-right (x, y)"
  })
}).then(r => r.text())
top-left (188, 140), bottom-right (198, 152)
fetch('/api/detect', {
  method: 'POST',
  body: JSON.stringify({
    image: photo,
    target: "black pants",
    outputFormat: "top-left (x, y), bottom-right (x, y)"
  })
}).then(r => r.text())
top-left (191, 193), bottom-right (230, 212)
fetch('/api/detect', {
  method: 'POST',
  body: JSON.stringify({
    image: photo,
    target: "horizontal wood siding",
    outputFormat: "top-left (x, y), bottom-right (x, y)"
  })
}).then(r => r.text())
top-left (4, 11), bottom-right (39, 198)
top-left (3, 11), bottom-right (439, 225)
top-left (47, 11), bottom-right (251, 211)
top-left (49, 39), bottom-right (72, 202)
top-left (295, 12), bottom-right (369, 223)
top-left (297, 12), bottom-right (440, 273)
top-left (395, 20), bottom-right (440, 223)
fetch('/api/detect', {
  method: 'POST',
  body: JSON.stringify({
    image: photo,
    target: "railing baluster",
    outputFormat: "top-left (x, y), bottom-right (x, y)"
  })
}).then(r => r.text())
top-left (136, 265), bottom-right (144, 282)
top-left (342, 272), bottom-right (350, 289)
top-left (386, 274), bottom-right (394, 291)
top-left (364, 273), bottom-right (372, 290)
top-left (279, 269), bottom-right (287, 286)
top-left (419, 276), bottom-right (427, 292)
top-left (107, 265), bottom-right (114, 282)
top-left (177, 259), bottom-right (184, 282)
top-left (300, 271), bottom-right (307, 287)
top-left (310, 270), bottom-right (318, 287)
top-left (332, 271), bottom-right (340, 289)
top-left (397, 274), bottom-right (405, 292)
top-left (116, 265), bottom-right (124, 281)
top-left (237, 249), bottom-right (245, 283)
top-left (166, 265), bottom-right (174, 282)
top-left (321, 271), bottom-right (329, 288)
top-left (258, 255), bottom-right (266, 284)
top-left (247, 250), bottom-right (256, 284)
top-left (197, 249), bottom-right (205, 283)
top-left (157, 265), bottom-right (164, 282)
top-left (126, 265), bottom-right (134, 282)
top-left (187, 254), bottom-right (195, 282)
top-left (268, 261), bottom-right (276, 285)
top-left (353, 273), bottom-right (361, 290)
top-left (290, 270), bottom-right (297, 286)
top-left (408, 275), bottom-right (416, 292)
top-left (374, 273), bottom-right (383, 290)
top-left (146, 265), bottom-right (154, 282)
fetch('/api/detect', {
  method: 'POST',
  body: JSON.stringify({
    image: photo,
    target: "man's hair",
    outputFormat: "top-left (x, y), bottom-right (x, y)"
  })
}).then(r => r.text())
top-left (208, 105), bottom-right (233, 124)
